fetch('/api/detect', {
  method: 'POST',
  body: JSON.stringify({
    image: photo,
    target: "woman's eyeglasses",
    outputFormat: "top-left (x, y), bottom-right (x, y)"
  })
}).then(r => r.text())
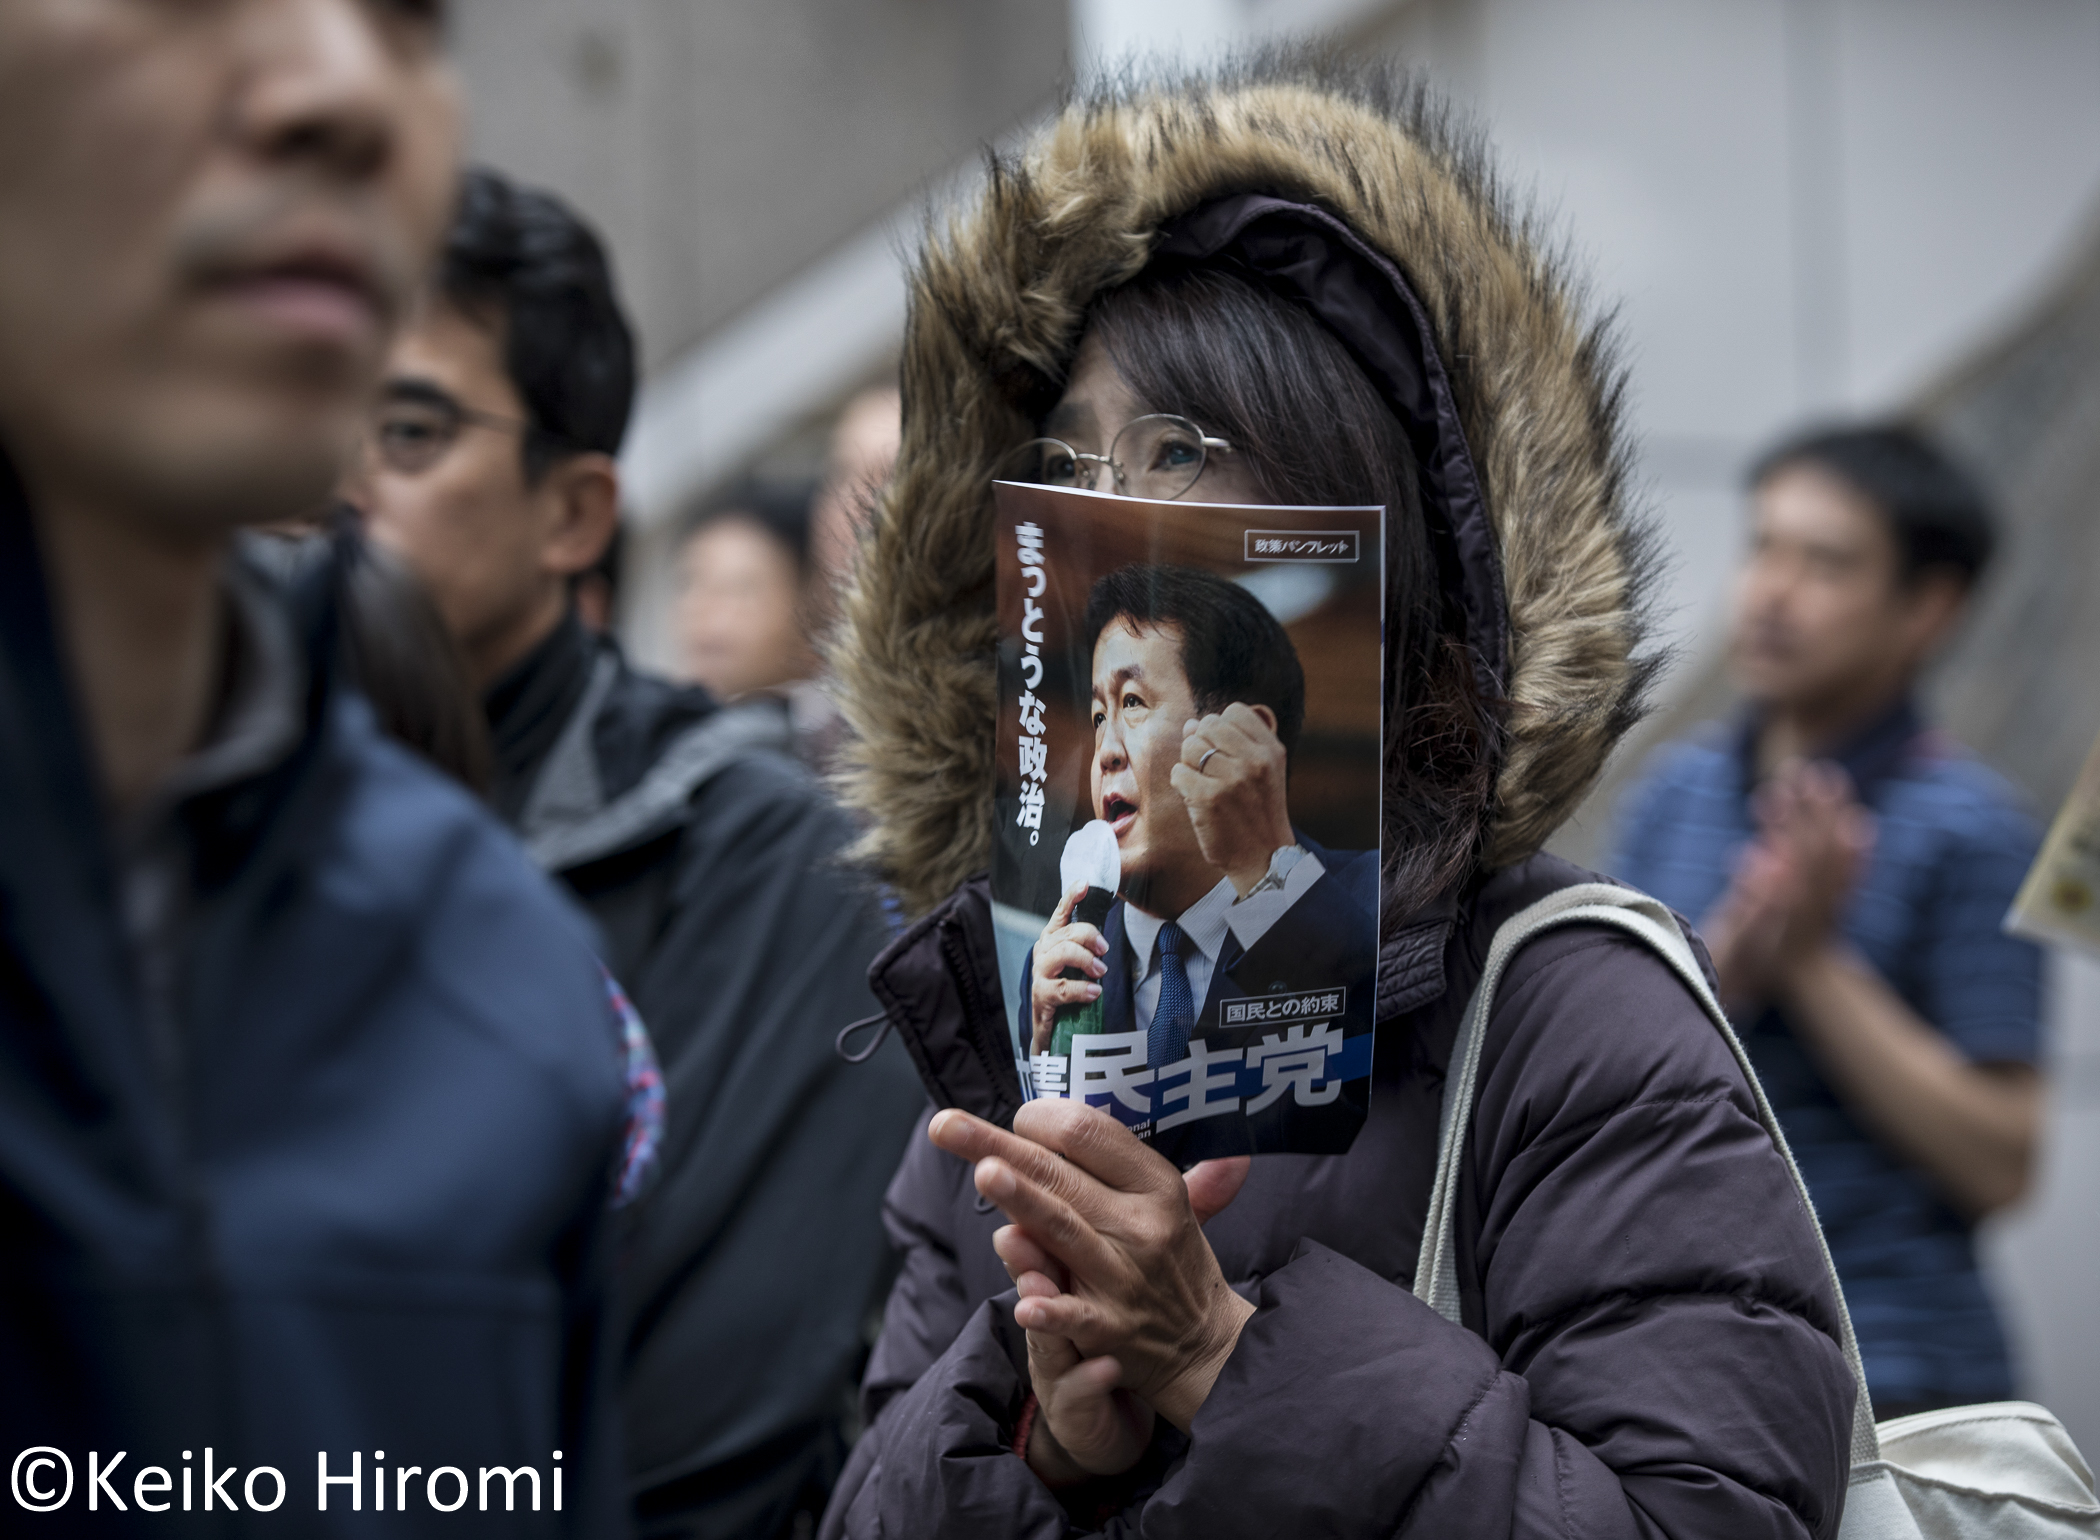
top-left (1002, 414), bottom-right (1233, 502)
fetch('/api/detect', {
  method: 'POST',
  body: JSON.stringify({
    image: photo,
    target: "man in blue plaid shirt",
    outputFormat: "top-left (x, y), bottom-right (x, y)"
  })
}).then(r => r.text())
top-left (1611, 424), bottom-right (2043, 1418)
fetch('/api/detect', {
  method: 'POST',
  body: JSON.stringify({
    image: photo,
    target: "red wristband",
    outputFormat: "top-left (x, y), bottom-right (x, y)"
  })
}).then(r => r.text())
top-left (1011, 1391), bottom-right (1040, 1461)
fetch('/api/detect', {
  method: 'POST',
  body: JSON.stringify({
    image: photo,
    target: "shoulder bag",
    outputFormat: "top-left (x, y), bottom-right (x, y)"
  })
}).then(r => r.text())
top-left (1417, 882), bottom-right (2100, 1539)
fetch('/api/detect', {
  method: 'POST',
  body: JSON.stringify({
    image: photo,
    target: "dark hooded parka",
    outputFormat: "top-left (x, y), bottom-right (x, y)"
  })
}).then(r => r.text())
top-left (818, 58), bottom-right (1857, 1540)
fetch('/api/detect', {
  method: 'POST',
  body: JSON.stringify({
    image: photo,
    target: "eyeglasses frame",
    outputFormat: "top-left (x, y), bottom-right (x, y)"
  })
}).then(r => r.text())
top-left (1013, 413), bottom-right (1235, 500)
top-left (367, 386), bottom-right (570, 478)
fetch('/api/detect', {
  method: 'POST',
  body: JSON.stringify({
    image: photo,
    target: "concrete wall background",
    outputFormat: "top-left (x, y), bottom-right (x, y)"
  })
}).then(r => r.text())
top-left (451, 0), bottom-right (1069, 375)
top-left (1374, 0), bottom-right (2100, 674)
top-left (449, 0), bottom-right (1074, 669)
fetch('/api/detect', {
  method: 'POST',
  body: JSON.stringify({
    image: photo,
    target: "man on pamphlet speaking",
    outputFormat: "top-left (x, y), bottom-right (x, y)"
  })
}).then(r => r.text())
top-left (1022, 560), bottom-right (1378, 1158)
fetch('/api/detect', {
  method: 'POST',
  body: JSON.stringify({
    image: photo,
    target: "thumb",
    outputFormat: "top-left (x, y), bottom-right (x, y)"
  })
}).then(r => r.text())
top-left (1185, 1155), bottom-right (1250, 1225)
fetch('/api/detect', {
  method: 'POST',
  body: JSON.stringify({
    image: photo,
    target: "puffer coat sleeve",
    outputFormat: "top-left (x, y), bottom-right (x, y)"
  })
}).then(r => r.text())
top-left (823, 921), bottom-right (1856, 1539)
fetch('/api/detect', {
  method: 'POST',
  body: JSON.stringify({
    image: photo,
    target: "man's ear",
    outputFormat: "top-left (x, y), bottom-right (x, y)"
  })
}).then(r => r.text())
top-left (1249, 703), bottom-right (1279, 735)
top-left (537, 452), bottom-right (621, 579)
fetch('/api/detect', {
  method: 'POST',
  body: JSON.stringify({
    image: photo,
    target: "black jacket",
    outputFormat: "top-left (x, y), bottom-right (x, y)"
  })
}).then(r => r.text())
top-left (484, 617), bottom-right (923, 1538)
top-left (0, 472), bottom-right (629, 1535)
top-left (826, 858), bottom-right (1856, 1538)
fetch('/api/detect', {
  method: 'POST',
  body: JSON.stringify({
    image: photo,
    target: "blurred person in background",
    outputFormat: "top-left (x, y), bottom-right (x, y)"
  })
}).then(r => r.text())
top-left (0, 0), bottom-right (631, 1527)
top-left (809, 383), bottom-right (901, 606)
top-left (676, 479), bottom-right (820, 699)
top-left (674, 478), bottom-right (846, 770)
top-left (1610, 424), bottom-right (2043, 1418)
top-left (345, 166), bottom-right (922, 1540)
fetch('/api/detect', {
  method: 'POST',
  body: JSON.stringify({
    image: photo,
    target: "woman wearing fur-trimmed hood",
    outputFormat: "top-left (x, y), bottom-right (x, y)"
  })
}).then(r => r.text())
top-left (822, 54), bottom-right (1854, 1539)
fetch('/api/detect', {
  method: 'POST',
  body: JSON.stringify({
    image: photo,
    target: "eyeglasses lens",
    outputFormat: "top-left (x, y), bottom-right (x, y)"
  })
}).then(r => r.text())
top-left (1112, 416), bottom-right (1207, 500)
top-left (1002, 415), bottom-right (1208, 499)
top-left (372, 402), bottom-right (461, 475)
top-left (1005, 438), bottom-right (1094, 490)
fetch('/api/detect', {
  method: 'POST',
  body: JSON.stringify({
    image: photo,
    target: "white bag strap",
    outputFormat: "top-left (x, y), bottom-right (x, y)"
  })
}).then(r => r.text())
top-left (1412, 881), bottom-right (1881, 1470)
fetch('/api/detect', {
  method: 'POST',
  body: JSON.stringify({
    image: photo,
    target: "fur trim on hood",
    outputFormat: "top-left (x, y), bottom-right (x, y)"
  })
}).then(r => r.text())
top-left (830, 52), bottom-right (1660, 919)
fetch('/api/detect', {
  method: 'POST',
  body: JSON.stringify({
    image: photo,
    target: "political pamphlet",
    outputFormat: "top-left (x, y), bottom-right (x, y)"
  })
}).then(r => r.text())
top-left (991, 480), bottom-right (1382, 1165)
top-left (2006, 725), bottom-right (2100, 955)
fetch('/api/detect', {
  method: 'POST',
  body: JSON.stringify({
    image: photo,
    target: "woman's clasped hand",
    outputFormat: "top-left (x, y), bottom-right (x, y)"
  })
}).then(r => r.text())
top-left (926, 1104), bottom-right (1252, 1486)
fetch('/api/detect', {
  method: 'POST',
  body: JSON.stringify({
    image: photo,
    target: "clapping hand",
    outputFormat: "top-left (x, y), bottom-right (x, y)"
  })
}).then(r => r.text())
top-left (927, 1102), bottom-right (1251, 1486)
top-left (1759, 760), bottom-right (1875, 957)
top-left (1703, 760), bottom-right (1875, 1009)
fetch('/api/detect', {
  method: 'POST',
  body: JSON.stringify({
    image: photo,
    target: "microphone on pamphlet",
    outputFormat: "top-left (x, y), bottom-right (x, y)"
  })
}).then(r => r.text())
top-left (1050, 820), bottom-right (1120, 1057)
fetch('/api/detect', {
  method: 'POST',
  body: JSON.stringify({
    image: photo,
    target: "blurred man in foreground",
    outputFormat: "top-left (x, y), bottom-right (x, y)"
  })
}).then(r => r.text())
top-left (0, 1), bottom-right (630, 1528)
top-left (348, 168), bottom-right (922, 1540)
top-left (1611, 424), bottom-right (2043, 1416)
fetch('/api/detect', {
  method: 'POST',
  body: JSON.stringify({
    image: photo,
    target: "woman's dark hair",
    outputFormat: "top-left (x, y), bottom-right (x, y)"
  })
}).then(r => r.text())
top-left (1749, 423), bottom-right (1995, 588)
top-left (439, 167), bottom-right (637, 483)
top-left (1081, 563), bottom-right (1307, 759)
top-left (1087, 266), bottom-right (1499, 924)
top-left (682, 477), bottom-right (818, 581)
top-left (336, 534), bottom-right (492, 795)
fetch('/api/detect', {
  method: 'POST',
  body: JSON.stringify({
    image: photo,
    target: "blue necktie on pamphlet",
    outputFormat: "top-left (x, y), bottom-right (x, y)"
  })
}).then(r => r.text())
top-left (1149, 922), bottom-right (1194, 1069)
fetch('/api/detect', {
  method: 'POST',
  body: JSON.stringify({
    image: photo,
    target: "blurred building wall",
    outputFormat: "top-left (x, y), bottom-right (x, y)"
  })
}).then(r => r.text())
top-left (450, 0), bottom-right (1070, 375)
top-left (1376, 0), bottom-right (2100, 691)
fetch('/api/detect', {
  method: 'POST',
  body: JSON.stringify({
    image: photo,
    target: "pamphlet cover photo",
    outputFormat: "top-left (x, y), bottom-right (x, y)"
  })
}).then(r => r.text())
top-left (992, 479), bottom-right (1382, 1165)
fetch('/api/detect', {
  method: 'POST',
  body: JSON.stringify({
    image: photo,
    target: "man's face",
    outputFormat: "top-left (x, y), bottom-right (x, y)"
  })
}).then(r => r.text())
top-left (1091, 619), bottom-right (1211, 909)
top-left (1731, 464), bottom-right (1931, 711)
top-left (0, 0), bottom-right (458, 532)
top-left (348, 300), bottom-right (554, 665)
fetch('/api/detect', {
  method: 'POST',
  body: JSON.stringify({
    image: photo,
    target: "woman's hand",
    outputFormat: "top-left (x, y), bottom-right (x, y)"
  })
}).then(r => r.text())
top-left (929, 1101), bottom-right (1253, 1434)
top-left (1009, 1264), bottom-right (1157, 1486)
top-left (992, 1225), bottom-right (1154, 1485)
top-left (1029, 883), bottom-right (1108, 1052)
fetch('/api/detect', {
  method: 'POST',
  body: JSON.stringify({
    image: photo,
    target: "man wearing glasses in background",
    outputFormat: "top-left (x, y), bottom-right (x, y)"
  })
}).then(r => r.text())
top-left (0, 1), bottom-right (630, 1529)
top-left (345, 167), bottom-right (923, 1540)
